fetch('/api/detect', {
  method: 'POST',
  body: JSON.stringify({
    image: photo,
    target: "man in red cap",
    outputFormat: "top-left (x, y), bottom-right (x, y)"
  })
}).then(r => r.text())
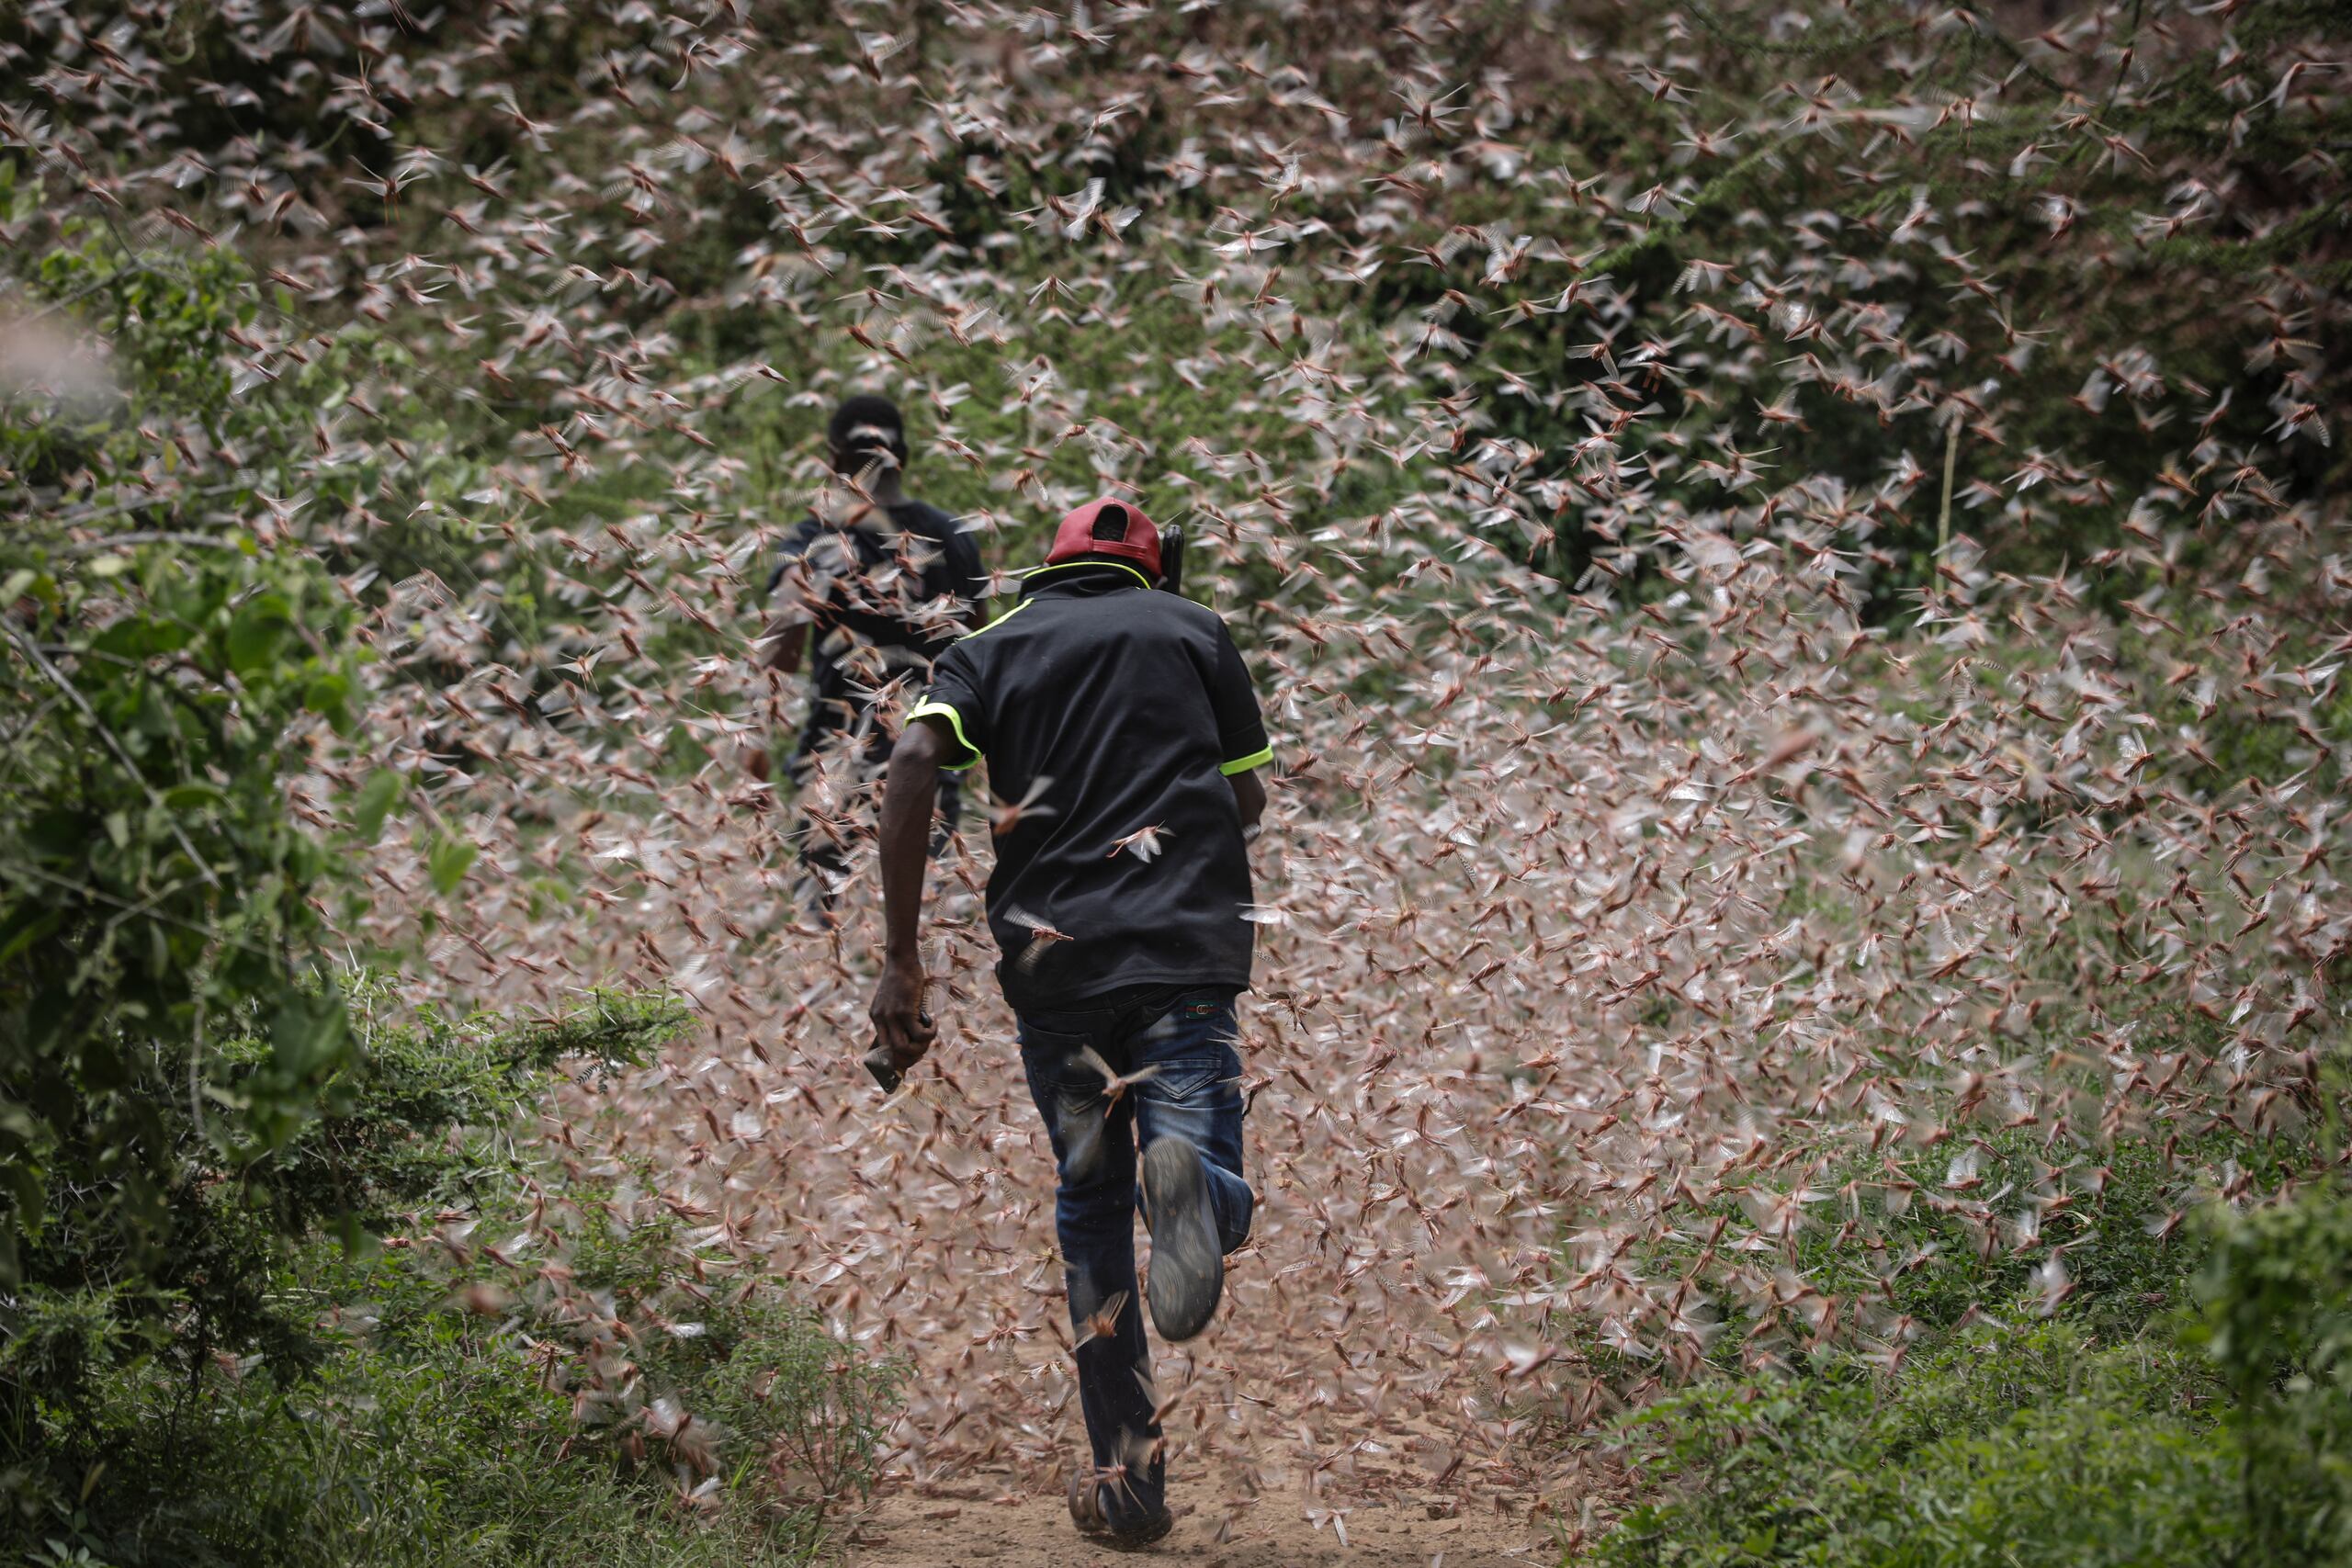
top-left (865, 497), bottom-right (1273, 1548)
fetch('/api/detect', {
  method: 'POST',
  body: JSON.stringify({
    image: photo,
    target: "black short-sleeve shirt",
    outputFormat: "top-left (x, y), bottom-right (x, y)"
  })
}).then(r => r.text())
top-left (912, 561), bottom-right (1273, 1010)
top-left (766, 500), bottom-right (983, 753)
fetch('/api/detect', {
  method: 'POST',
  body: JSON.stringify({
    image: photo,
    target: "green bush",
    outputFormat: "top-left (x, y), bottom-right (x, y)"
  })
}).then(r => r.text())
top-left (2, 191), bottom-right (377, 1535)
top-left (286, 1206), bottom-right (897, 1568)
top-left (4, 995), bottom-right (895, 1568)
top-left (1580, 1184), bottom-right (2352, 1568)
top-left (2199, 1194), bottom-right (2352, 1563)
top-left (0, 956), bottom-right (679, 1498)
top-left (1591, 1324), bottom-right (2230, 1568)
top-left (1, 194), bottom-right (903, 1564)
top-left (1601, 1104), bottom-right (2295, 1386)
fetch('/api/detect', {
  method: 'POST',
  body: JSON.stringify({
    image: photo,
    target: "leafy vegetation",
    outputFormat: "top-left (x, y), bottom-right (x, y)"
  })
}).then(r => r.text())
top-left (2199, 1190), bottom-right (2352, 1564)
top-left (1, 217), bottom-right (368, 1286)
top-left (1587, 1317), bottom-right (2232, 1568)
top-left (0, 186), bottom-right (894, 1563)
top-left (1567, 1117), bottom-right (2352, 1568)
top-left (3, 976), bottom-right (898, 1567)
top-left (1581, 1179), bottom-right (2352, 1567)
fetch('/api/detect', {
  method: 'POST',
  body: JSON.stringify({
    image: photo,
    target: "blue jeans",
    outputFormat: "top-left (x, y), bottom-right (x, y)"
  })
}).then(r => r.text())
top-left (1016, 987), bottom-right (1253, 1525)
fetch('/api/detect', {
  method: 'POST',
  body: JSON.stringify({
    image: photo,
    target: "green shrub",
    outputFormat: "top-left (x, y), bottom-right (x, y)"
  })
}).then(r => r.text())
top-left (2, 199), bottom-right (903, 1564)
top-left (1, 186), bottom-right (378, 1487)
top-left (1601, 1106), bottom-right (2293, 1387)
top-left (1, 187), bottom-right (374, 1197)
top-left (1582, 1185), bottom-right (2352, 1568)
top-left (2198, 1193), bottom-right (2352, 1563)
top-left (3, 995), bottom-right (896, 1568)
top-left (288, 1209), bottom-right (898, 1568)
top-left (1590, 1323), bottom-right (2229, 1568)
top-left (12, 1231), bottom-right (889, 1568)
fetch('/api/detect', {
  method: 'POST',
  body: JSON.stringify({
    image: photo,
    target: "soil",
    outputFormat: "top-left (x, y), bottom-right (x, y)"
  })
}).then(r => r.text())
top-left (841, 1460), bottom-right (1551, 1566)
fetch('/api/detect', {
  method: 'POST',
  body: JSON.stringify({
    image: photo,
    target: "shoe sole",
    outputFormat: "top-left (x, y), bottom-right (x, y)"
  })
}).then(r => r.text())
top-left (1141, 1136), bottom-right (1223, 1341)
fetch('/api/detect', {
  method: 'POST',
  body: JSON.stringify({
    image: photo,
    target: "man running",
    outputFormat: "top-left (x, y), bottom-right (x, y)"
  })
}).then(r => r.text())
top-left (865, 498), bottom-right (1274, 1548)
top-left (753, 395), bottom-right (983, 903)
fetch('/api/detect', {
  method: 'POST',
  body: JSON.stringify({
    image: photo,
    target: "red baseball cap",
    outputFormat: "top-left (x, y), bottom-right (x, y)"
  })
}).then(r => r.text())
top-left (1045, 497), bottom-right (1160, 580)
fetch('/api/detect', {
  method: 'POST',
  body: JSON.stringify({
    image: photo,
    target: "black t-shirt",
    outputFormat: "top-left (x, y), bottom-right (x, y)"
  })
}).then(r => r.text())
top-left (912, 561), bottom-right (1273, 1010)
top-left (766, 500), bottom-right (983, 753)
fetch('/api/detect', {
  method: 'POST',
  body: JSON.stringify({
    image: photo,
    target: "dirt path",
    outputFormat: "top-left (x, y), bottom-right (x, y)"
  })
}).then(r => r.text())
top-left (841, 1461), bottom-right (1550, 1566)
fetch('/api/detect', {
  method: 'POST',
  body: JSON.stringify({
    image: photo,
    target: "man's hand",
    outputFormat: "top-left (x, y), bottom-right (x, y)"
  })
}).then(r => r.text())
top-left (867, 956), bottom-right (935, 1073)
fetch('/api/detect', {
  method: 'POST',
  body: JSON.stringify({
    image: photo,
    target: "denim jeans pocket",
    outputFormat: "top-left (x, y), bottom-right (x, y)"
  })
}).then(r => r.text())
top-left (1019, 1025), bottom-right (1117, 1184)
top-left (1017, 1021), bottom-right (1095, 1066)
top-left (1141, 1038), bottom-right (1245, 1106)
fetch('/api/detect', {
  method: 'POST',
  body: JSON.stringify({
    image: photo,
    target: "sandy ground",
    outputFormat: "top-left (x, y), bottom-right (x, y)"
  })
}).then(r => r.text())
top-left (840, 1460), bottom-right (1552, 1567)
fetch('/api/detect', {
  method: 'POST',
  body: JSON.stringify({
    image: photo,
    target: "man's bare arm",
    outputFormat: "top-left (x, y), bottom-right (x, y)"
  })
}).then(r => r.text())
top-left (757, 615), bottom-right (808, 675)
top-left (758, 555), bottom-right (820, 677)
top-left (743, 619), bottom-right (808, 789)
top-left (1229, 766), bottom-right (1266, 833)
top-left (867, 716), bottom-right (948, 1066)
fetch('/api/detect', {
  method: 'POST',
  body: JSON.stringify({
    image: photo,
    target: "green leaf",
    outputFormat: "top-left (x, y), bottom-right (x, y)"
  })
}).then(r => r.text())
top-left (25, 810), bottom-right (86, 862)
top-left (161, 782), bottom-right (228, 813)
top-left (92, 615), bottom-right (165, 660)
top-left (303, 670), bottom-right (351, 728)
top-left (334, 1210), bottom-right (381, 1259)
top-left (0, 1148), bottom-right (42, 1216)
top-left (225, 593), bottom-right (293, 676)
top-left (270, 986), bottom-right (349, 1081)
top-left (427, 834), bottom-right (478, 897)
top-left (352, 768), bottom-right (404, 841)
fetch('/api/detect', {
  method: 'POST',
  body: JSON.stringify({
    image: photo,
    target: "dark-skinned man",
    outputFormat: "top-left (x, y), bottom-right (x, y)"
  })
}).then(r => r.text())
top-left (865, 498), bottom-right (1273, 1549)
top-left (752, 395), bottom-right (983, 908)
